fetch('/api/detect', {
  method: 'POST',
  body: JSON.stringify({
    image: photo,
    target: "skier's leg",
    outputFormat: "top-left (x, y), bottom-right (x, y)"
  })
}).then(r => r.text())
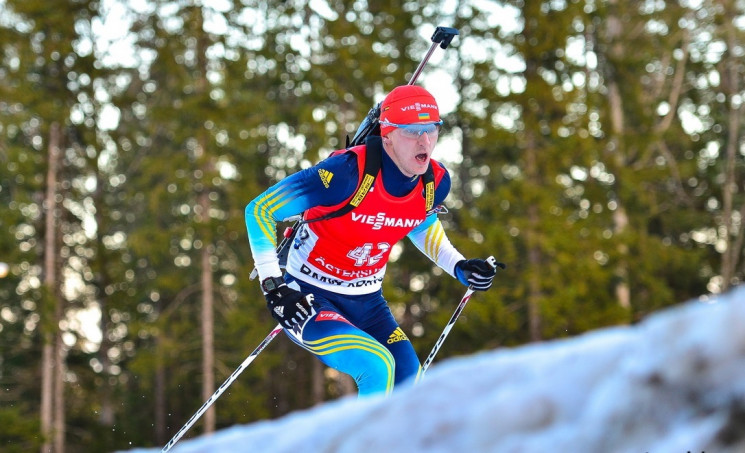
top-left (363, 307), bottom-right (421, 386)
top-left (288, 306), bottom-right (395, 397)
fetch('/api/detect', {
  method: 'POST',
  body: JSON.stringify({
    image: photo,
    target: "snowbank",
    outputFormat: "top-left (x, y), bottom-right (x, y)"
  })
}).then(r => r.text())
top-left (130, 286), bottom-right (745, 453)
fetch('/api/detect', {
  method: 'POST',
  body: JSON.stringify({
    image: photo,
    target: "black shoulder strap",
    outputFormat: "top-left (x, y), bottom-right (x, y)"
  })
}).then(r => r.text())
top-left (346, 142), bottom-right (381, 211)
top-left (422, 161), bottom-right (435, 212)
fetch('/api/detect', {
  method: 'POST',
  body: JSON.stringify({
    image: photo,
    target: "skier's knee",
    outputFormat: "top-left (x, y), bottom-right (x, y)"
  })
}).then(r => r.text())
top-left (355, 347), bottom-right (395, 396)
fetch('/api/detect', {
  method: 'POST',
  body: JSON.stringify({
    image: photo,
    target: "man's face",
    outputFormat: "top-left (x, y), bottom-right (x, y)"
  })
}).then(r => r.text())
top-left (383, 123), bottom-right (440, 178)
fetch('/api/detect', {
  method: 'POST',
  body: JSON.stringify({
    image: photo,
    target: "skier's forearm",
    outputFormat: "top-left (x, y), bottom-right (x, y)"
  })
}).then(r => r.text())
top-left (408, 216), bottom-right (465, 277)
top-left (245, 180), bottom-right (311, 281)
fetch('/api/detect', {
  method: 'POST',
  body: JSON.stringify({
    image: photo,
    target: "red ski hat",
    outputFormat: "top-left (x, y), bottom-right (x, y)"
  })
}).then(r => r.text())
top-left (379, 85), bottom-right (440, 136)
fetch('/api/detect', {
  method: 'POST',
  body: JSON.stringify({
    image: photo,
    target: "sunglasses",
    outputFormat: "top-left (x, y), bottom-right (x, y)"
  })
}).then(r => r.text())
top-left (380, 120), bottom-right (443, 139)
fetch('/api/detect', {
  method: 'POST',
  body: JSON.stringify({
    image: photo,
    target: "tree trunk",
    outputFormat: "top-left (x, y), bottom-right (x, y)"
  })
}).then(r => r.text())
top-left (53, 328), bottom-right (65, 453)
top-left (40, 122), bottom-right (62, 452)
top-left (92, 165), bottom-right (116, 427)
top-left (524, 134), bottom-right (543, 342)
top-left (312, 360), bottom-right (324, 404)
top-left (194, 5), bottom-right (216, 434)
top-left (155, 335), bottom-right (167, 445)
top-left (604, 4), bottom-right (632, 311)
top-left (519, 2), bottom-right (545, 343)
top-left (200, 233), bottom-right (215, 433)
top-left (720, 2), bottom-right (742, 291)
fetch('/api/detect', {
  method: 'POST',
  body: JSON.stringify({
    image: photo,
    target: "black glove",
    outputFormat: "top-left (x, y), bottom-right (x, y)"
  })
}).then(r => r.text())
top-left (454, 257), bottom-right (505, 291)
top-left (261, 277), bottom-right (314, 329)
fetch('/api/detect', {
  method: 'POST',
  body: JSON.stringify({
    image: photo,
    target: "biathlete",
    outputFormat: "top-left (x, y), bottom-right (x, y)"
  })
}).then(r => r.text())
top-left (245, 85), bottom-right (501, 396)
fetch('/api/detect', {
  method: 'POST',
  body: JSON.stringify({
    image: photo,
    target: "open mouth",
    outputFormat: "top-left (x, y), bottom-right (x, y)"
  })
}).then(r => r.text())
top-left (416, 153), bottom-right (428, 163)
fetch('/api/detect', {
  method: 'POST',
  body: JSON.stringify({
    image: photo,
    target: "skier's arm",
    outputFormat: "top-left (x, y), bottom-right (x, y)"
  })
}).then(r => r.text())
top-left (408, 215), bottom-right (466, 278)
top-left (245, 153), bottom-right (358, 281)
top-left (407, 168), bottom-right (466, 277)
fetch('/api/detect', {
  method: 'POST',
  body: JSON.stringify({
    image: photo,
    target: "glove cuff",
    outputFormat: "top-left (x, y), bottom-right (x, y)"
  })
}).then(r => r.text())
top-left (454, 260), bottom-right (469, 287)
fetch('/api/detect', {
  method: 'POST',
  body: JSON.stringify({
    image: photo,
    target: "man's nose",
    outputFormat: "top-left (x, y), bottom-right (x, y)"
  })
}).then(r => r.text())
top-left (417, 131), bottom-right (432, 144)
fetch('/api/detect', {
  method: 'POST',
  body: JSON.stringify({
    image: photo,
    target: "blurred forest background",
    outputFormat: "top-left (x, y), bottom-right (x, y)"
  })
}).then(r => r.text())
top-left (1, 0), bottom-right (744, 451)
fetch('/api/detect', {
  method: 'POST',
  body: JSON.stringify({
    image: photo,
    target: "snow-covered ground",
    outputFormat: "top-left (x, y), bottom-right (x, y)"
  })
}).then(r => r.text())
top-left (130, 286), bottom-right (745, 453)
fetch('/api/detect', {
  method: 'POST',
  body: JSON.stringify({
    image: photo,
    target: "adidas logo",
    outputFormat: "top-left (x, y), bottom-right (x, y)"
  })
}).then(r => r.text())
top-left (318, 169), bottom-right (334, 188)
top-left (387, 327), bottom-right (409, 344)
top-left (274, 306), bottom-right (284, 317)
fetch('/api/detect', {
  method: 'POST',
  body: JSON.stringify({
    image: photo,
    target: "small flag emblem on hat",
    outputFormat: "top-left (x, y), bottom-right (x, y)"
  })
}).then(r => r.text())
top-left (418, 112), bottom-right (431, 120)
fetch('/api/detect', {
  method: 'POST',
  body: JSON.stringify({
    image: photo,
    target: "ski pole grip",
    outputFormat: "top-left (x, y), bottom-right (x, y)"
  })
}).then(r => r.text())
top-left (431, 26), bottom-right (459, 49)
top-left (485, 256), bottom-right (506, 271)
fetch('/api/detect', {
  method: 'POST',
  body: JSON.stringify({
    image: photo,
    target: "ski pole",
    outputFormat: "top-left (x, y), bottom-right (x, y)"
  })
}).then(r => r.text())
top-left (421, 256), bottom-right (498, 376)
top-left (162, 324), bottom-right (284, 452)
